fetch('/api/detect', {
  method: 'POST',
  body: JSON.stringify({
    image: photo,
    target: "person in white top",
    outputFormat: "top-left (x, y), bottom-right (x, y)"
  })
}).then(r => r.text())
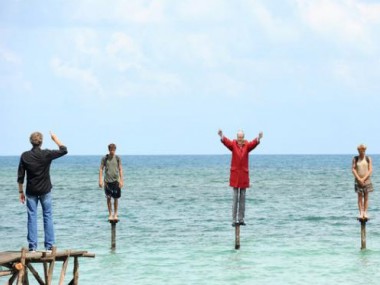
top-left (352, 144), bottom-right (374, 219)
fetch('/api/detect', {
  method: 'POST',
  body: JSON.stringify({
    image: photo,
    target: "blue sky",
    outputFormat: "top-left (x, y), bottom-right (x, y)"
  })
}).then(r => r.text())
top-left (1, 0), bottom-right (380, 155)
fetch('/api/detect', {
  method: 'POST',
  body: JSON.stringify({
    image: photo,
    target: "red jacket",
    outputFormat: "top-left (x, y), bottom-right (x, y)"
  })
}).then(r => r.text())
top-left (221, 137), bottom-right (260, 188)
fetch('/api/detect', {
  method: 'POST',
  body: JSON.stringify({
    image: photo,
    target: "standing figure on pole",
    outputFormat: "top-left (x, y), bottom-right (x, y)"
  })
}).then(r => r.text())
top-left (218, 129), bottom-right (263, 227)
top-left (99, 143), bottom-right (124, 221)
top-left (352, 144), bottom-right (373, 219)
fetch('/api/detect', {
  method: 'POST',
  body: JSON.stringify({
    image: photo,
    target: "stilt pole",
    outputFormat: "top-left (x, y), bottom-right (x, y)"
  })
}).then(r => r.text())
top-left (110, 219), bottom-right (119, 250)
top-left (235, 224), bottom-right (240, 250)
top-left (358, 217), bottom-right (369, 250)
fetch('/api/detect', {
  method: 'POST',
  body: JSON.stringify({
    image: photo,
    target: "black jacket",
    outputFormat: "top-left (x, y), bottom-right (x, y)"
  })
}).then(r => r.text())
top-left (17, 145), bottom-right (68, 196)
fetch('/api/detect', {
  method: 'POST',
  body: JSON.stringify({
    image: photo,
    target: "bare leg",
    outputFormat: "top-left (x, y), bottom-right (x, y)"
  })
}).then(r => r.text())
top-left (107, 197), bottom-right (113, 220)
top-left (363, 192), bottom-right (369, 218)
top-left (357, 193), bottom-right (364, 218)
top-left (114, 199), bottom-right (119, 220)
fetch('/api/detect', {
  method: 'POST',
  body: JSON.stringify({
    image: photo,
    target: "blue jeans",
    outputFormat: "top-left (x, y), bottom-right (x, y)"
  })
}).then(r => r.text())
top-left (26, 192), bottom-right (55, 250)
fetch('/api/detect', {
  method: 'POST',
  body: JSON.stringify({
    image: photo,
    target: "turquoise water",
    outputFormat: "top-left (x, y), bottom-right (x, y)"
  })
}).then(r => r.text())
top-left (1, 155), bottom-right (380, 284)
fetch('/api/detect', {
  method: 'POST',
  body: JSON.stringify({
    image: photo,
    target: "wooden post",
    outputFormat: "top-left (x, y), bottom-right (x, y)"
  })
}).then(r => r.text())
top-left (110, 219), bottom-right (119, 250)
top-left (16, 247), bottom-right (27, 285)
top-left (235, 224), bottom-right (240, 250)
top-left (73, 256), bottom-right (79, 285)
top-left (26, 264), bottom-right (45, 285)
top-left (58, 250), bottom-right (70, 285)
top-left (358, 217), bottom-right (369, 250)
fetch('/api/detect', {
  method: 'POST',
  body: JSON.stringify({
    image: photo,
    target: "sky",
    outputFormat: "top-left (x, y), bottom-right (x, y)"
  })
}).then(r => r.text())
top-left (1, 0), bottom-right (380, 155)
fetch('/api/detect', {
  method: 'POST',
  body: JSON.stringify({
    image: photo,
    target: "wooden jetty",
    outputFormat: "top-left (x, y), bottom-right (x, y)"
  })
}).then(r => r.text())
top-left (357, 217), bottom-right (369, 250)
top-left (109, 219), bottom-right (119, 250)
top-left (0, 247), bottom-right (95, 285)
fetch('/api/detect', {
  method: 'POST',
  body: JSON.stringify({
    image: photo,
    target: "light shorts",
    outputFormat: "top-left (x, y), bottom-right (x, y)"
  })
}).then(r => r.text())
top-left (355, 179), bottom-right (374, 194)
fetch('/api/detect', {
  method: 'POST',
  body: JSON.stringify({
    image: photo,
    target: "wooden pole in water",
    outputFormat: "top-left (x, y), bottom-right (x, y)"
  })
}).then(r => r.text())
top-left (235, 224), bottom-right (240, 250)
top-left (110, 219), bottom-right (119, 250)
top-left (358, 217), bottom-right (368, 250)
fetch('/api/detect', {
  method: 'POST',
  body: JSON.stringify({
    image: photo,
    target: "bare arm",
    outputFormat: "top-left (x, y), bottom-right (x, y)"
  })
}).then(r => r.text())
top-left (99, 165), bottom-right (104, 188)
top-left (352, 158), bottom-right (366, 186)
top-left (18, 183), bottom-right (25, 204)
top-left (363, 157), bottom-right (373, 182)
top-left (50, 131), bottom-right (64, 147)
top-left (119, 164), bottom-right (124, 188)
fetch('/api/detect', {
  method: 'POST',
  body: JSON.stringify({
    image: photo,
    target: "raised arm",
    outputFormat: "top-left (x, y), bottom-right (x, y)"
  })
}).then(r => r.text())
top-left (247, 131), bottom-right (263, 152)
top-left (218, 129), bottom-right (233, 151)
top-left (50, 131), bottom-right (64, 147)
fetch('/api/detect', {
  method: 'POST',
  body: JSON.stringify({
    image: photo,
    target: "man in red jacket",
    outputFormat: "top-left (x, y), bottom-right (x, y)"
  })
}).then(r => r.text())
top-left (218, 129), bottom-right (263, 226)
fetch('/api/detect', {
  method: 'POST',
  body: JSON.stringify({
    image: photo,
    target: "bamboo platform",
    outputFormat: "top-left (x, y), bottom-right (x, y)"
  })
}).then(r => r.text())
top-left (0, 247), bottom-right (95, 285)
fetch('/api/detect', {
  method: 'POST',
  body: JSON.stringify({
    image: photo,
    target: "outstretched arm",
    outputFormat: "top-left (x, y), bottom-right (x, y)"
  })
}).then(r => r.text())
top-left (247, 131), bottom-right (263, 151)
top-left (50, 131), bottom-right (64, 147)
top-left (218, 129), bottom-right (233, 151)
top-left (218, 129), bottom-right (223, 139)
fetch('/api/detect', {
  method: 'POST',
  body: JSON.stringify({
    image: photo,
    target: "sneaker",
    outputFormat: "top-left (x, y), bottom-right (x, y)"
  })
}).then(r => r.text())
top-left (29, 249), bottom-right (36, 253)
top-left (239, 221), bottom-right (246, 226)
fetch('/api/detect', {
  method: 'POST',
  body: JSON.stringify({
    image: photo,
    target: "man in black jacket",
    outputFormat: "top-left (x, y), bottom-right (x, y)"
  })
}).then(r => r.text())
top-left (17, 131), bottom-right (68, 252)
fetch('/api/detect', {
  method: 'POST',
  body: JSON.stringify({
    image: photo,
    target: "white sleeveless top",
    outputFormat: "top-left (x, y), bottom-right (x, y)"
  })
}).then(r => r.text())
top-left (356, 157), bottom-right (370, 178)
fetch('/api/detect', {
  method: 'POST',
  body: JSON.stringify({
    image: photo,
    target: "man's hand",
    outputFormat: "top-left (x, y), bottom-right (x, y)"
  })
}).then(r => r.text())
top-left (99, 181), bottom-right (103, 188)
top-left (50, 131), bottom-right (63, 146)
top-left (218, 129), bottom-right (223, 138)
top-left (119, 181), bottom-right (124, 188)
top-left (20, 192), bottom-right (25, 204)
top-left (258, 132), bottom-right (263, 140)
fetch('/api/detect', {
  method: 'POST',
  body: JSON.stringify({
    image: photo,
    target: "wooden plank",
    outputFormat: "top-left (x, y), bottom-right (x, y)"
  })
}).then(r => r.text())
top-left (0, 270), bottom-right (13, 277)
top-left (1, 248), bottom-right (94, 285)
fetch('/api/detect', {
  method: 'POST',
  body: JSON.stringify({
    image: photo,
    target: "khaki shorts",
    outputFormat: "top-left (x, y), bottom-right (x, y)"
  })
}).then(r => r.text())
top-left (355, 179), bottom-right (374, 194)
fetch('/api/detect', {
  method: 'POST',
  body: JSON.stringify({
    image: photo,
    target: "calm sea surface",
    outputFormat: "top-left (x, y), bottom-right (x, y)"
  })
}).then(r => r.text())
top-left (1, 155), bottom-right (380, 284)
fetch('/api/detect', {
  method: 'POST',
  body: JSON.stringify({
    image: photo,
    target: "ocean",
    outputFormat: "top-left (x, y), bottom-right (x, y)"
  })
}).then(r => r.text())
top-left (1, 154), bottom-right (380, 284)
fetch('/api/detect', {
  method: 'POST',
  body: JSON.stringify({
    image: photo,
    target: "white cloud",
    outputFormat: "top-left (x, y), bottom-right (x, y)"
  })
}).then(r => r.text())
top-left (69, 0), bottom-right (165, 24)
top-left (244, 0), bottom-right (299, 42)
top-left (0, 46), bottom-right (22, 64)
top-left (50, 57), bottom-right (102, 94)
top-left (74, 29), bottom-right (100, 56)
top-left (184, 34), bottom-right (221, 68)
top-left (296, 0), bottom-right (380, 51)
top-left (105, 32), bottom-right (145, 71)
top-left (175, 0), bottom-right (230, 21)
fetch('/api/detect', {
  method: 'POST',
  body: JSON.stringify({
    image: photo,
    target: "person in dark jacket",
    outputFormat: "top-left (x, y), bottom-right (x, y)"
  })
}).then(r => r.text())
top-left (218, 129), bottom-right (263, 226)
top-left (17, 131), bottom-right (68, 251)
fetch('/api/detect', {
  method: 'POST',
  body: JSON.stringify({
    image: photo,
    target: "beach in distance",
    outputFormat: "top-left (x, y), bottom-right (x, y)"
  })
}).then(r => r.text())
top-left (1, 154), bottom-right (380, 285)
